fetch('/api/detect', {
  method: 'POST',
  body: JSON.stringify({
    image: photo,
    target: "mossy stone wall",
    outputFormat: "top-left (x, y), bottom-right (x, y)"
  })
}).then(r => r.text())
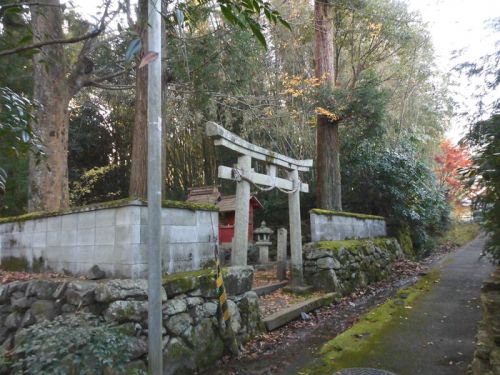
top-left (471, 267), bottom-right (500, 375)
top-left (303, 238), bottom-right (404, 293)
top-left (0, 267), bottom-right (261, 374)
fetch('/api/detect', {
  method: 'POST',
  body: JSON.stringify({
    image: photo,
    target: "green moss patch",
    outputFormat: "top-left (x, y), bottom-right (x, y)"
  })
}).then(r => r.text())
top-left (311, 209), bottom-right (385, 221)
top-left (0, 256), bottom-right (29, 272)
top-left (0, 210), bottom-right (64, 225)
top-left (0, 197), bottom-right (218, 224)
top-left (315, 238), bottom-right (393, 253)
top-left (162, 268), bottom-right (217, 283)
top-left (439, 221), bottom-right (480, 247)
top-left (162, 267), bottom-right (235, 285)
top-left (396, 227), bottom-right (415, 259)
top-left (31, 257), bottom-right (45, 273)
top-left (161, 199), bottom-right (217, 212)
top-left (163, 267), bottom-right (230, 298)
top-left (301, 270), bottom-right (440, 374)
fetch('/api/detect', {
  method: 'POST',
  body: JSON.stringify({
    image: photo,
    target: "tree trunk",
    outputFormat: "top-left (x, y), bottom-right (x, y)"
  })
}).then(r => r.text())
top-left (316, 117), bottom-right (341, 209)
top-left (29, 1), bottom-right (70, 212)
top-left (314, 0), bottom-right (342, 210)
top-left (129, 0), bottom-right (149, 199)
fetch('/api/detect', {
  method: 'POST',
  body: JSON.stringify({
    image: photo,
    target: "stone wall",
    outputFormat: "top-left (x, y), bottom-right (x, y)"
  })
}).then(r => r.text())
top-left (0, 266), bottom-right (261, 374)
top-left (0, 199), bottom-right (218, 278)
top-left (471, 267), bottom-right (500, 375)
top-left (310, 209), bottom-right (386, 242)
top-left (303, 238), bottom-right (403, 293)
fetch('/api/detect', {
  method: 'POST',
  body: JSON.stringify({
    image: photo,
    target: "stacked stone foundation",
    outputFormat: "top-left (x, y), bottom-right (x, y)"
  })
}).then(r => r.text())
top-left (303, 238), bottom-right (403, 294)
top-left (0, 266), bottom-right (261, 374)
top-left (471, 267), bottom-right (500, 375)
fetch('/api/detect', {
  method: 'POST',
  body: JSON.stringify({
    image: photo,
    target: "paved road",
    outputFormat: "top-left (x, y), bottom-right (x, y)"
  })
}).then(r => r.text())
top-left (337, 235), bottom-right (494, 375)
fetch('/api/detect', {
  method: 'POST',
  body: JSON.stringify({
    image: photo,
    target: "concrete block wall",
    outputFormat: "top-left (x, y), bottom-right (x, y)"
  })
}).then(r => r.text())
top-left (310, 210), bottom-right (386, 242)
top-left (0, 201), bottom-right (218, 278)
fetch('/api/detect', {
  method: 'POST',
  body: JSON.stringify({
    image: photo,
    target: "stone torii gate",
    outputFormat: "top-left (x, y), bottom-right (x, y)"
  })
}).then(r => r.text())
top-left (206, 122), bottom-right (313, 286)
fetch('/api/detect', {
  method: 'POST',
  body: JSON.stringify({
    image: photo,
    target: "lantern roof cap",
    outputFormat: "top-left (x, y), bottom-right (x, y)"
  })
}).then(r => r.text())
top-left (254, 221), bottom-right (273, 234)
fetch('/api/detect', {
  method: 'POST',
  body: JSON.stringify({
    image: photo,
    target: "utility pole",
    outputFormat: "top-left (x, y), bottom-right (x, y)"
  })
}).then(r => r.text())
top-left (147, 0), bottom-right (163, 373)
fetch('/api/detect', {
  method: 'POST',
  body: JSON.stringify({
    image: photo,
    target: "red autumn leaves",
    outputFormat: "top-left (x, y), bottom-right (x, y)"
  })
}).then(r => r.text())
top-left (434, 139), bottom-right (472, 210)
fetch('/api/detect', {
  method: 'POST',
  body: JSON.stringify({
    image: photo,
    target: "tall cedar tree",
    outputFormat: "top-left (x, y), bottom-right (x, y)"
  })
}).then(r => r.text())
top-left (315, 0), bottom-right (342, 210)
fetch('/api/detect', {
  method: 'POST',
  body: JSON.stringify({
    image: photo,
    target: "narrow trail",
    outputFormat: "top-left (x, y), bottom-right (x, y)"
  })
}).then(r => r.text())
top-left (319, 234), bottom-right (494, 375)
top-left (205, 275), bottom-right (418, 375)
top-left (204, 235), bottom-right (494, 375)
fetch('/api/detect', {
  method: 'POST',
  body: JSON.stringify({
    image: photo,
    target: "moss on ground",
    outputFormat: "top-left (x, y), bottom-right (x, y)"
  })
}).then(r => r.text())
top-left (301, 269), bottom-right (440, 374)
top-left (0, 197), bottom-right (217, 224)
top-left (311, 209), bottom-right (385, 221)
top-left (439, 221), bottom-right (480, 247)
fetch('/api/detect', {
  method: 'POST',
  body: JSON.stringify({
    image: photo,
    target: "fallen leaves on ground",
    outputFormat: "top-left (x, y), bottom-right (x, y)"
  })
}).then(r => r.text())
top-left (220, 257), bottom-right (427, 365)
top-left (253, 267), bottom-right (286, 288)
top-left (0, 270), bottom-right (78, 284)
top-left (259, 289), bottom-right (324, 317)
top-left (391, 259), bottom-right (424, 277)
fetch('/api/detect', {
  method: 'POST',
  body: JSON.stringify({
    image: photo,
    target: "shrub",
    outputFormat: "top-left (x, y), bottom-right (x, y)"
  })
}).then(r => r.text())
top-left (341, 140), bottom-right (450, 257)
top-left (463, 112), bottom-right (500, 262)
top-left (4, 314), bottom-right (146, 375)
top-left (70, 164), bottom-right (130, 206)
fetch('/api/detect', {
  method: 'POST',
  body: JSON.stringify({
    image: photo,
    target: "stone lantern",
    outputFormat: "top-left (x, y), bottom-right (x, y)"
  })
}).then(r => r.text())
top-left (254, 221), bottom-right (273, 264)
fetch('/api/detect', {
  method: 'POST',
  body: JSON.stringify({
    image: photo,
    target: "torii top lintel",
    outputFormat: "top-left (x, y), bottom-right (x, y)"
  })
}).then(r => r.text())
top-left (205, 121), bottom-right (313, 172)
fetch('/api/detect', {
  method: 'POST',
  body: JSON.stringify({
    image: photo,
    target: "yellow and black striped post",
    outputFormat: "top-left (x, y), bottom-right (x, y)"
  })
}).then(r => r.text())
top-left (215, 248), bottom-right (230, 322)
top-left (213, 240), bottom-right (239, 356)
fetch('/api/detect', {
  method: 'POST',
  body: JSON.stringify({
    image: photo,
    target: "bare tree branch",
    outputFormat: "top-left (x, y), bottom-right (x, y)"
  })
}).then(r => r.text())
top-left (85, 68), bottom-right (130, 85)
top-left (68, 0), bottom-right (120, 95)
top-left (89, 82), bottom-right (134, 90)
top-left (75, 0), bottom-right (111, 60)
top-left (73, 67), bottom-right (133, 91)
top-left (0, 28), bottom-right (103, 57)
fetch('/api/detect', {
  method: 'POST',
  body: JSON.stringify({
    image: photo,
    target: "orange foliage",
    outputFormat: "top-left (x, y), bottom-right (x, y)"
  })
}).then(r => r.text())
top-left (434, 139), bottom-right (472, 206)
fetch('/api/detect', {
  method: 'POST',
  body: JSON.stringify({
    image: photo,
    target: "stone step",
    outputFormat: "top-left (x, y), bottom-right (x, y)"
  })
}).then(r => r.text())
top-left (252, 280), bottom-right (288, 297)
top-left (262, 292), bottom-right (336, 331)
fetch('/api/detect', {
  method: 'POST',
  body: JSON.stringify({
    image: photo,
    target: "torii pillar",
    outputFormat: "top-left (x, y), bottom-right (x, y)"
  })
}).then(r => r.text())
top-left (206, 121), bottom-right (312, 286)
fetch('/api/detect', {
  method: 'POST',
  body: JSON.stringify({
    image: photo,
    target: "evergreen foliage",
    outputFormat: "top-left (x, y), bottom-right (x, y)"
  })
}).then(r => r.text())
top-left (2, 314), bottom-right (146, 375)
top-left (459, 17), bottom-right (500, 262)
top-left (341, 140), bottom-right (450, 256)
top-left (463, 112), bottom-right (500, 262)
top-left (0, 88), bottom-right (42, 214)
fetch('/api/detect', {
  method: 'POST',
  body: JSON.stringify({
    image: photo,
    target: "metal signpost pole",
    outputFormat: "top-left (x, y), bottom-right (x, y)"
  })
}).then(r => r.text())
top-left (147, 0), bottom-right (162, 373)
